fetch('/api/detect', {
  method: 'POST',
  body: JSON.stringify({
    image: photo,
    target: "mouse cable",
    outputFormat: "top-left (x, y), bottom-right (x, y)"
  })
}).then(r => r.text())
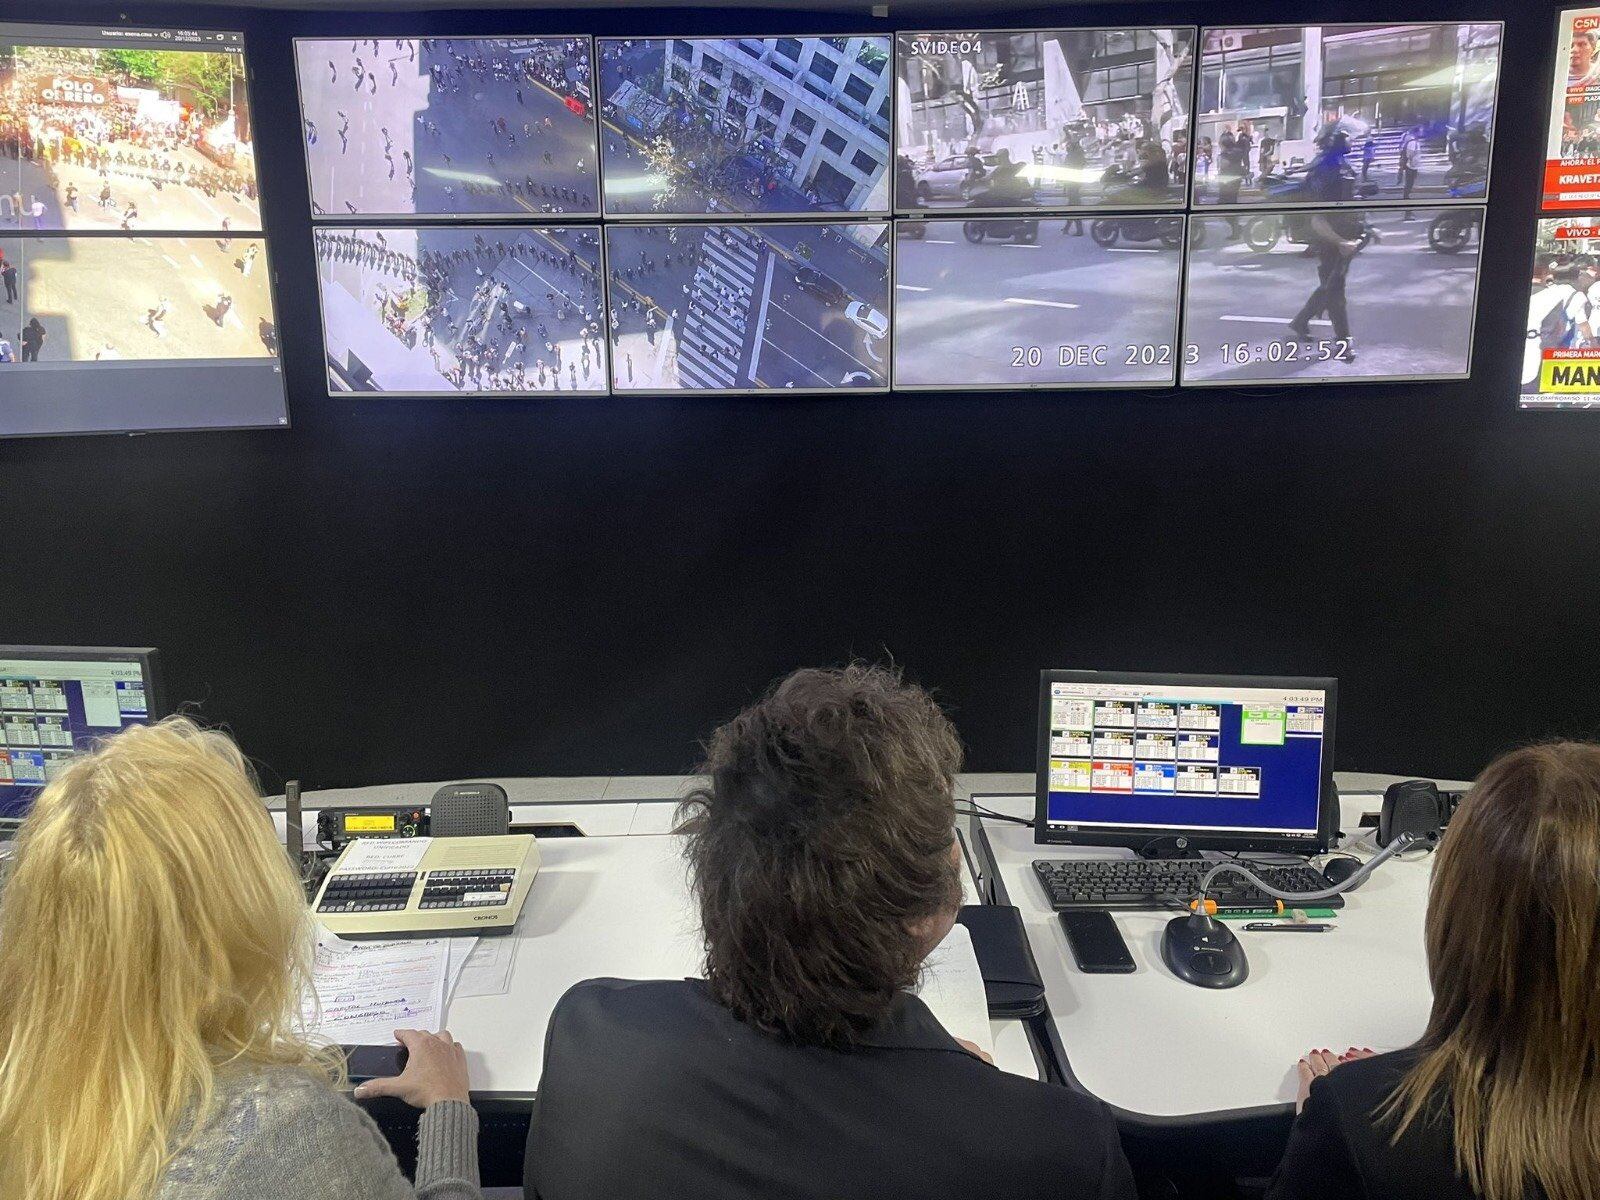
top-left (1190, 832), bottom-right (1422, 911)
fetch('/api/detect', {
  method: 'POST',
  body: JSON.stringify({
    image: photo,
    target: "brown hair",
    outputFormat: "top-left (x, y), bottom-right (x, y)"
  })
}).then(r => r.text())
top-left (679, 664), bottom-right (963, 1048)
top-left (1381, 742), bottom-right (1600, 1200)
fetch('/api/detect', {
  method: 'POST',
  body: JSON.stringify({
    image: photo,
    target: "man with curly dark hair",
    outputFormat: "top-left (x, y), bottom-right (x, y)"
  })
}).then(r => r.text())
top-left (526, 664), bottom-right (1135, 1200)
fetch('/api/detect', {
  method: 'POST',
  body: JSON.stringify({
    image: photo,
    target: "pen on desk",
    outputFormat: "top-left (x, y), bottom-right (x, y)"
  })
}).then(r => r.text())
top-left (1242, 922), bottom-right (1334, 932)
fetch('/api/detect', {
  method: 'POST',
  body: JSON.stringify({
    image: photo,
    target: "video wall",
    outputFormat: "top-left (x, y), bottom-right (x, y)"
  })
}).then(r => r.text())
top-left (0, 20), bottom-right (1509, 421)
top-left (0, 21), bottom-right (288, 437)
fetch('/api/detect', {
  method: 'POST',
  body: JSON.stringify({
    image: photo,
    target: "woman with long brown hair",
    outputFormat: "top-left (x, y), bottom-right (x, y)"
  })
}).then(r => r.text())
top-left (1267, 741), bottom-right (1600, 1200)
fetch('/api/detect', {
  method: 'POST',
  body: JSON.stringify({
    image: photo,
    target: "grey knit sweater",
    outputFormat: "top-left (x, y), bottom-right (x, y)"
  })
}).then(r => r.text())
top-left (156, 1065), bottom-right (482, 1200)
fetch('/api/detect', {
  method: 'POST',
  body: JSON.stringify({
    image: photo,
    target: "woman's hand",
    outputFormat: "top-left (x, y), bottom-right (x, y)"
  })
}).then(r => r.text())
top-left (1294, 1047), bottom-right (1375, 1113)
top-left (354, 1029), bottom-right (471, 1108)
top-left (955, 1037), bottom-right (994, 1065)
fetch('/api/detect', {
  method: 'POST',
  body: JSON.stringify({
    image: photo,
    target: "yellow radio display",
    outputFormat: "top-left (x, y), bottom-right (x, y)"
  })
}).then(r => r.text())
top-left (345, 813), bottom-right (398, 833)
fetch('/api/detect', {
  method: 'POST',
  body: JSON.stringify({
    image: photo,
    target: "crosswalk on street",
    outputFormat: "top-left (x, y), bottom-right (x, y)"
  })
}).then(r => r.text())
top-left (676, 226), bottom-right (765, 389)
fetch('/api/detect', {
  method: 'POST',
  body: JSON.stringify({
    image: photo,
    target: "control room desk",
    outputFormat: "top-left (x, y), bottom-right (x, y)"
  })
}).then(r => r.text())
top-left (276, 787), bottom-right (1041, 1101)
top-left (968, 785), bottom-right (1446, 1129)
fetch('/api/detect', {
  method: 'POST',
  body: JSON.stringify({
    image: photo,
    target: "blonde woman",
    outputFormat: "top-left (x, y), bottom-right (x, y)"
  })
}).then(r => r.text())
top-left (1267, 742), bottom-right (1600, 1200)
top-left (0, 717), bottom-right (484, 1200)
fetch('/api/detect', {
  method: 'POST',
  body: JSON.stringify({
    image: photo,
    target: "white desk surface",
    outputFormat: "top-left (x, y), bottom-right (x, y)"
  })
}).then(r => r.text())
top-left (300, 823), bottom-right (1038, 1097)
top-left (974, 789), bottom-right (1439, 1124)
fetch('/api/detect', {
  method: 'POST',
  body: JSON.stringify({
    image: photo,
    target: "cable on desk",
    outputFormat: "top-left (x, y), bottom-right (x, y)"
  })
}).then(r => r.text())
top-left (955, 803), bottom-right (1033, 827)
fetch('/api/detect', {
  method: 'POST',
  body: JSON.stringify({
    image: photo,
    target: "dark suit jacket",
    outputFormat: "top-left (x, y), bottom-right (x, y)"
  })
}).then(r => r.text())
top-left (525, 977), bottom-right (1136, 1200)
top-left (1264, 1048), bottom-right (1542, 1200)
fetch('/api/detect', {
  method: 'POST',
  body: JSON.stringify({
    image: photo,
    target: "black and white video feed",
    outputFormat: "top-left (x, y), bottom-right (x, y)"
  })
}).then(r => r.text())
top-left (1192, 24), bottom-right (1500, 209)
top-left (0, 30), bottom-right (260, 232)
top-left (598, 37), bottom-right (892, 216)
top-left (892, 216), bottom-right (1182, 387)
top-left (295, 37), bottom-right (598, 218)
top-left (314, 226), bottom-right (607, 394)
top-left (1180, 207), bottom-right (1482, 384)
top-left (605, 221), bottom-right (889, 391)
top-left (895, 28), bottom-right (1194, 212)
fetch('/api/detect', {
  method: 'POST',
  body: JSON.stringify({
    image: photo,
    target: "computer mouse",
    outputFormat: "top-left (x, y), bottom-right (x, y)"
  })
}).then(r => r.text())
top-left (1321, 855), bottom-right (1365, 890)
top-left (1161, 913), bottom-right (1249, 989)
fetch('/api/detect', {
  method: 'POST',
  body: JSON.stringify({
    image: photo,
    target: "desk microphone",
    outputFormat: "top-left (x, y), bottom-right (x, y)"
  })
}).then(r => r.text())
top-left (1161, 833), bottom-right (1422, 989)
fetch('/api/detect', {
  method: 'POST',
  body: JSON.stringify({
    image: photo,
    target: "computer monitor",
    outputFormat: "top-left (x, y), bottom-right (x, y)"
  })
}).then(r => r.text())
top-left (293, 36), bottom-right (599, 219)
top-left (894, 27), bottom-right (1195, 213)
top-left (604, 220), bottom-right (890, 391)
top-left (1035, 670), bottom-right (1337, 854)
top-left (596, 36), bottom-right (893, 217)
top-left (891, 216), bottom-right (1184, 389)
top-left (1191, 23), bottom-right (1501, 210)
top-left (313, 225), bottom-right (608, 395)
top-left (0, 647), bottom-right (164, 818)
top-left (0, 21), bottom-right (288, 437)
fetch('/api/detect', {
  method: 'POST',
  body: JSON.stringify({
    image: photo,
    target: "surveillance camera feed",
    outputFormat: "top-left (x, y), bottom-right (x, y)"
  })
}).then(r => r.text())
top-left (314, 225), bottom-right (607, 394)
top-left (0, 25), bottom-right (260, 232)
top-left (1191, 24), bottom-right (1501, 208)
top-left (605, 221), bottom-right (890, 391)
top-left (294, 36), bottom-right (598, 218)
top-left (597, 37), bottom-right (893, 217)
top-left (0, 234), bottom-right (285, 433)
top-left (1180, 207), bottom-right (1482, 385)
top-left (894, 28), bottom-right (1194, 213)
top-left (1523, 218), bottom-right (1600, 409)
top-left (892, 216), bottom-right (1182, 387)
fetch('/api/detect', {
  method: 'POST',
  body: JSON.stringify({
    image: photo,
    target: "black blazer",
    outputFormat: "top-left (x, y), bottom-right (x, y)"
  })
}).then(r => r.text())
top-left (1265, 1048), bottom-right (1542, 1200)
top-left (525, 977), bottom-right (1136, 1200)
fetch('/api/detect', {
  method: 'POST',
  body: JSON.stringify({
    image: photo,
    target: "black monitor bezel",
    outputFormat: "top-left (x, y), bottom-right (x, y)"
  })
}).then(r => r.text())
top-left (1034, 668), bottom-right (1337, 854)
top-left (0, 645), bottom-right (166, 722)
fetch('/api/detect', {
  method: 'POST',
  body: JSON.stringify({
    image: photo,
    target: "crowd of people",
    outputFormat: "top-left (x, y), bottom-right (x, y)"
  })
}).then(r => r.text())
top-left (305, 37), bottom-right (595, 217)
top-left (315, 228), bottom-right (606, 392)
top-left (0, 57), bottom-right (255, 229)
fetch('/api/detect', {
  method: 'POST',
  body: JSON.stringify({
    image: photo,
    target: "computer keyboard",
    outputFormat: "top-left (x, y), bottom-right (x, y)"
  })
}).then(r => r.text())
top-left (1032, 857), bottom-right (1343, 912)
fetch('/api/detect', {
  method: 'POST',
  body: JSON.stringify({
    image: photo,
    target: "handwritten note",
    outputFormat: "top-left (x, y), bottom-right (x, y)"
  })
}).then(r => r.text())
top-left (305, 926), bottom-right (449, 1045)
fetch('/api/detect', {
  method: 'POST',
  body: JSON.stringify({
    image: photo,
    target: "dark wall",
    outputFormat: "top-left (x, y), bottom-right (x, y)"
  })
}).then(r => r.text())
top-left (4, 0), bottom-right (1597, 792)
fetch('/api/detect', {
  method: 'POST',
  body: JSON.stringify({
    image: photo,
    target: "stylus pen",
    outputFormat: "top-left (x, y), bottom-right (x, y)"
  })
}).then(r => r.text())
top-left (1242, 922), bottom-right (1334, 932)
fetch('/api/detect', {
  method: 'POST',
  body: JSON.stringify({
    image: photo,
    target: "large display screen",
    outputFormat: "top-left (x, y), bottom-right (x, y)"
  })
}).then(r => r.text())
top-left (294, 36), bottom-right (599, 218)
top-left (0, 23), bottom-right (260, 232)
top-left (1192, 23), bottom-right (1501, 209)
top-left (1546, 9), bottom-right (1600, 209)
top-left (894, 28), bottom-right (1193, 213)
top-left (1180, 207), bottom-right (1481, 385)
top-left (0, 22), bottom-right (286, 438)
top-left (1523, 218), bottom-right (1600, 408)
top-left (892, 216), bottom-right (1182, 387)
top-left (314, 225), bottom-right (607, 394)
top-left (605, 221), bottom-right (890, 391)
top-left (597, 37), bottom-right (893, 217)
top-left (1042, 678), bottom-right (1328, 838)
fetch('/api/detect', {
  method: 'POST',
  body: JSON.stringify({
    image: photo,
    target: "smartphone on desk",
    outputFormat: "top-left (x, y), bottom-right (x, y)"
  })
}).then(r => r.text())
top-left (1058, 910), bottom-right (1136, 974)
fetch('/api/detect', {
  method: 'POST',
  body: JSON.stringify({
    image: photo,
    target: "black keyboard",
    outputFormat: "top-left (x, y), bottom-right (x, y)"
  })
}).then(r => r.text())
top-left (1032, 857), bottom-right (1343, 912)
top-left (315, 870), bottom-right (417, 914)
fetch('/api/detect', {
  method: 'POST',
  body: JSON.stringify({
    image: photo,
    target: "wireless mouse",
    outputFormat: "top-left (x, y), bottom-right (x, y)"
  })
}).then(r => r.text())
top-left (1161, 912), bottom-right (1249, 988)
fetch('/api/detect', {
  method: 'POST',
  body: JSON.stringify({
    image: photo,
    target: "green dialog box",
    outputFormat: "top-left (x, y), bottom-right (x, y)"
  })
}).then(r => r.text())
top-left (1239, 706), bottom-right (1287, 746)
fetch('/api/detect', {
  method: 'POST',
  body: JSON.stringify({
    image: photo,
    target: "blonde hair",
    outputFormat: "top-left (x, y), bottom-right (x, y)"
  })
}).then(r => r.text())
top-left (1381, 742), bottom-right (1600, 1200)
top-left (0, 717), bottom-right (340, 1200)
